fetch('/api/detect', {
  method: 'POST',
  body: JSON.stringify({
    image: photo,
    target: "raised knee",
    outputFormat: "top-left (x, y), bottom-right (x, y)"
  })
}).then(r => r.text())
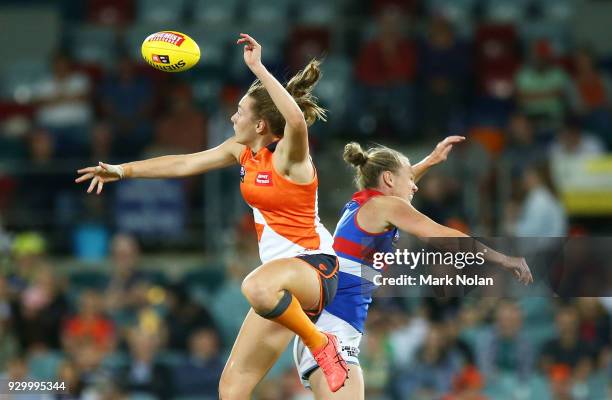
top-left (241, 276), bottom-right (275, 310)
top-left (219, 373), bottom-right (249, 400)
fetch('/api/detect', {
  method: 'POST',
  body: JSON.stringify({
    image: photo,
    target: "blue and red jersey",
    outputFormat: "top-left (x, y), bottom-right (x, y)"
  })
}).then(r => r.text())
top-left (325, 189), bottom-right (399, 332)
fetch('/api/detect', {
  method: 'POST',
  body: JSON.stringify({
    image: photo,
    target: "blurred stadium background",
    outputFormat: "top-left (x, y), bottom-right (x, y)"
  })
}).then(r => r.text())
top-left (0, 0), bottom-right (611, 399)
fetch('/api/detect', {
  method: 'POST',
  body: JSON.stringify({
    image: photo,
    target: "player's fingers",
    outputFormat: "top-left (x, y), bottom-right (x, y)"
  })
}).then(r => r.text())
top-left (77, 166), bottom-right (96, 174)
top-left (96, 180), bottom-right (103, 195)
top-left (241, 33), bottom-right (260, 47)
top-left (446, 135), bottom-right (466, 142)
top-left (99, 162), bottom-right (111, 171)
top-left (75, 173), bottom-right (94, 183)
top-left (523, 266), bottom-right (532, 285)
top-left (527, 269), bottom-right (534, 284)
top-left (87, 177), bottom-right (98, 193)
top-left (238, 33), bottom-right (253, 44)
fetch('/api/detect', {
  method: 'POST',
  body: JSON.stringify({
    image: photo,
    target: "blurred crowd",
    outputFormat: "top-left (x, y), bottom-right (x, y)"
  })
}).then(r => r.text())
top-left (1, 231), bottom-right (253, 399)
top-left (1, 230), bottom-right (611, 399)
top-left (1, 0), bottom-right (612, 399)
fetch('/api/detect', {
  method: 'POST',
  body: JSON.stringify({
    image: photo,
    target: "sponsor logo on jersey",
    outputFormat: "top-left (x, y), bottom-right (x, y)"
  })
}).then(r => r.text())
top-left (147, 32), bottom-right (185, 46)
top-left (240, 166), bottom-right (245, 183)
top-left (151, 54), bottom-right (170, 64)
top-left (255, 172), bottom-right (273, 186)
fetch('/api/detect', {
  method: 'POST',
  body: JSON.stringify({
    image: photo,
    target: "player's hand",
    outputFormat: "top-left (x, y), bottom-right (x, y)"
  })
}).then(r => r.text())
top-left (237, 33), bottom-right (263, 72)
top-left (75, 162), bottom-right (124, 195)
top-left (503, 256), bottom-right (534, 285)
top-left (429, 135), bottom-right (465, 165)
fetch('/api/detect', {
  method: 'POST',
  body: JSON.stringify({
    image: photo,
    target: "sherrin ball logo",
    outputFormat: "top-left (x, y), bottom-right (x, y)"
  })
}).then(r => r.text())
top-left (141, 31), bottom-right (200, 72)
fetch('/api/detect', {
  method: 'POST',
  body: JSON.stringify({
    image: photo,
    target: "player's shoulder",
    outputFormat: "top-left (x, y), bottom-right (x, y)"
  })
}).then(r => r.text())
top-left (220, 136), bottom-right (246, 161)
top-left (367, 195), bottom-right (412, 213)
top-left (369, 194), bottom-right (403, 206)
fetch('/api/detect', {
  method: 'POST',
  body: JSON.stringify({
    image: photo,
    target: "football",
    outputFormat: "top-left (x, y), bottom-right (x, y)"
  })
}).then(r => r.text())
top-left (141, 31), bottom-right (200, 72)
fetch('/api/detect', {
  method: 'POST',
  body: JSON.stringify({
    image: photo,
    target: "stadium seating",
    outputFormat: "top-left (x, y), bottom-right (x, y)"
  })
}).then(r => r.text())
top-left (295, 0), bottom-right (336, 25)
top-left (0, 59), bottom-right (48, 102)
top-left (192, 0), bottom-right (239, 25)
top-left (136, 0), bottom-right (186, 24)
top-left (70, 24), bottom-right (118, 68)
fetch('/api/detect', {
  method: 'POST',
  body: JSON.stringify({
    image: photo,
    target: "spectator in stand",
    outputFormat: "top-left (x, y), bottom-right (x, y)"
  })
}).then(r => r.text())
top-left (164, 282), bottom-right (217, 351)
top-left (11, 265), bottom-right (69, 350)
top-left (501, 113), bottom-right (547, 177)
top-left (2, 356), bottom-right (52, 400)
top-left (117, 328), bottom-right (173, 399)
top-left (1, 356), bottom-right (29, 380)
top-left (550, 115), bottom-right (605, 160)
top-left (414, 173), bottom-right (454, 225)
top-left (211, 253), bottom-right (253, 344)
top-left (32, 51), bottom-right (93, 158)
top-left (548, 364), bottom-right (574, 400)
top-left (62, 289), bottom-right (115, 355)
top-left (477, 301), bottom-right (534, 379)
top-left (443, 318), bottom-right (475, 366)
top-left (71, 341), bottom-right (110, 395)
top-left (568, 47), bottom-right (612, 146)
top-left (150, 82), bottom-right (207, 155)
top-left (515, 40), bottom-right (570, 130)
top-left (361, 326), bottom-right (392, 399)
top-left (441, 365), bottom-right (488, 400)
top-left (172, 327), bottom-right (224, 398)
top-left (104, 233), bottom-right (150, 317)
top-left (89, 121), bottom-right (114, 163)
top-left (575, 298), bottom-right (610, 362)
top-left (394, 324), bottom-right (465, 398)
top-left (0, 115), bottom-right (29, 161)
top-left (549, 115), bottom-right (605, 191)
top-left (7, 232), bottom-right (47, 293)
top-left (353, 4), bottom-right (417, 137)
top-left (17, 130), bottom-right (71, 232)
top-left (99, 54), bottom-right (154, 158)
top-left (505, 163), bottom-right (567, 237)
top-left (540, 305), bottom-right (597, 376)
top-left (419, 15), bottom-right (470, 137)
top-left (55, 360), bottom-right (84, 399)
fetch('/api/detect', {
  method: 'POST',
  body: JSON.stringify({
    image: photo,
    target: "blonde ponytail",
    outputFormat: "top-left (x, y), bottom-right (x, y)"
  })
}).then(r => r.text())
top-left (343, 142), bottom-right (409, 189)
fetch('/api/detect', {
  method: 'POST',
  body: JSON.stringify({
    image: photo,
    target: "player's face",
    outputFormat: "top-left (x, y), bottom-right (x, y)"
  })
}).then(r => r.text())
top-left (231, 95), bottom-right (259, 144)
top-left (392, 164), bottom-right (418, 202)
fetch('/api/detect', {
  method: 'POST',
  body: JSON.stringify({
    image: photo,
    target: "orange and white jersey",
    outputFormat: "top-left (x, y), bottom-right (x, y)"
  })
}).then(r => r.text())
top-left (239, 141), bottom-right (335, 263)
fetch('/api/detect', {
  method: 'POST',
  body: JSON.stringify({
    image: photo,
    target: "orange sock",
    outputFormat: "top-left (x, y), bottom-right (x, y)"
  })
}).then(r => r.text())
top-left (263, 290), bottom-right (327, 352)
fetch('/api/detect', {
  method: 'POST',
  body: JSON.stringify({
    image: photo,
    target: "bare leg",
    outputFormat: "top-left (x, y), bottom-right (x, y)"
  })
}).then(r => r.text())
top-left (218, 308), bottom-right (294, 400)
top-left (241, 257), bottom-right (323, 314)
top-left (220, 256), bottom-right (339, 399)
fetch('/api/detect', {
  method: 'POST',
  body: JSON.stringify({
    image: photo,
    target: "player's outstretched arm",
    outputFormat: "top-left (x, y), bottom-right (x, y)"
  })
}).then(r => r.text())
top-left (75, 136), bottom-right (243, 194)
top-left (237, 33), bottom-right (309, 163)
top-left (379, 196), bottom-right (534, 285)
top-left (411, 135), bottom-right (465, 182)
